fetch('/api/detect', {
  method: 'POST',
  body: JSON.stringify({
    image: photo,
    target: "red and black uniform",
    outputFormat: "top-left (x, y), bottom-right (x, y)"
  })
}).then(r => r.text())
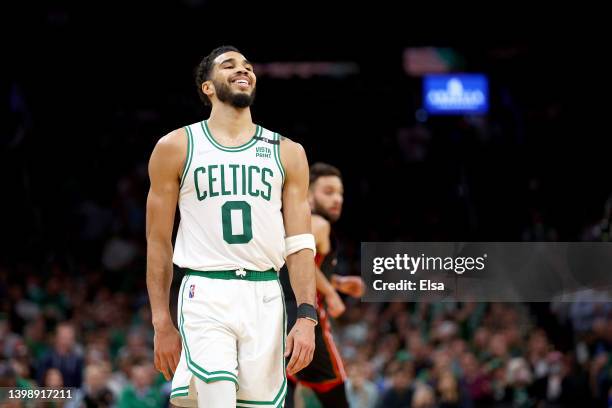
top-left (280, 227), bottom-right (349, 407)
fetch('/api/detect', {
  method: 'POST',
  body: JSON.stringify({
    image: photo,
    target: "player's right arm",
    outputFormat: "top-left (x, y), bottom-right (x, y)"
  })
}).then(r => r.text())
top-left (146, 128), bottom-right (187, 381)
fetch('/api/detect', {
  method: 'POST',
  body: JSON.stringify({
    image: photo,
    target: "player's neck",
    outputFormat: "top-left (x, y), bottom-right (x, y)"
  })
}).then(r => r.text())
top-left (208, 105), bottom-right (253, 138)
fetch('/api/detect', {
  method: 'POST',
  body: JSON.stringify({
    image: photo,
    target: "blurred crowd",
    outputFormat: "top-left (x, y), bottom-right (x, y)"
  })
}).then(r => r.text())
top-left (332, 299), bottom-right (612, 408)
top-left (4, 262), bottom-right (612, 407)
top-left (0, 259), bottom-right (167, 407)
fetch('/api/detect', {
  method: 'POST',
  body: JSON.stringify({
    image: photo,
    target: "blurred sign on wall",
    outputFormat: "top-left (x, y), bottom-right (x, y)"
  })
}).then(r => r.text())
top-left (253, 62), bottom-right (359, 79)
top-left (403, 47), bottom-right (464, 76)
top-left (423, 74), bottom-right (488, 115)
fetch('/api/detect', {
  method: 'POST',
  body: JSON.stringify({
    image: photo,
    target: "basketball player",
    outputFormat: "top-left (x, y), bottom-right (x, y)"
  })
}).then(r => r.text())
top-left (281, 163), bottom-right (365, 408)
top-left (146, 46), bottom-right (318, 408)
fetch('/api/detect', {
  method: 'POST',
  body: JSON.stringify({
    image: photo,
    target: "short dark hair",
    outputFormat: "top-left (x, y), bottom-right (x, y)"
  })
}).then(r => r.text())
top-left (309, 162), bottom-right (342, 185)
top-left (194, 45), bottom-right (241, 106)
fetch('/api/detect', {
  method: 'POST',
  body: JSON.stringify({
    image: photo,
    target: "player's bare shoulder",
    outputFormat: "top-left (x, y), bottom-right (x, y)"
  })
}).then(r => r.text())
top-left (149, 127), bottom-right (189, 181)
top-left (279, 135), bottom-right (308, 176)
top-left (154, 127), bottom-right (188, 158)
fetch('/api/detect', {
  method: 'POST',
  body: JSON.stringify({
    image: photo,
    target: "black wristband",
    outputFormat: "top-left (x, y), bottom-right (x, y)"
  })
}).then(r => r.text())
top-left (297, 303), bottom-right (318, 325)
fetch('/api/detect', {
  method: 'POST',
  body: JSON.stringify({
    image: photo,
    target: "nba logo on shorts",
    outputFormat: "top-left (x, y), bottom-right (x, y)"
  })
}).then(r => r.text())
top-left (189, 284), bottom-right (195, 298)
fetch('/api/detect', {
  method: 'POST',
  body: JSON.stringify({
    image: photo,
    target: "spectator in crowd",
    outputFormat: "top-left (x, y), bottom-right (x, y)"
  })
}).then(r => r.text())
top-left (412, 384), bottom-right (436, 408)
top-left (44, 367), bottom-right (64, 388)
top-left (436, 370), bottom-right (464, 408)
top-left (117, 360), bottom-right (164, 408)
top-left (377, 363), bottom-right (414, 408)
top-left (460, 352), bottom-right (492, 406)
top-left (346, 360), bottom-right (378, 408)
top-left (68, 362), bottom-right (115, 408)
top-left (37, 323), bottom-right (84, 388)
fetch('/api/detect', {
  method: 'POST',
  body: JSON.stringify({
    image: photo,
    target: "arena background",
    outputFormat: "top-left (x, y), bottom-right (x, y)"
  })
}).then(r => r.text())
top-left (1, 4), bottom-right (610, 408)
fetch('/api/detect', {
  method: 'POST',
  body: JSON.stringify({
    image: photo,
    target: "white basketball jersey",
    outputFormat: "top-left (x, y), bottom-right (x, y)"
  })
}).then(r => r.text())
top-left (173, 120), bottom-right (286, 272)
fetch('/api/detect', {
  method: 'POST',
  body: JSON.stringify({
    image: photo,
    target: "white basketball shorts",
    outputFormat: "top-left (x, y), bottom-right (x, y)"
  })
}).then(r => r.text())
top-left (170, 270), bottom-right (287, 407)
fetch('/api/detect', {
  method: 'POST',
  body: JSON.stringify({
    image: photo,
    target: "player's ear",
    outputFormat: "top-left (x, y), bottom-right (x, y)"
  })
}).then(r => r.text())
top-left (202, 81), bottom-right (214, 99)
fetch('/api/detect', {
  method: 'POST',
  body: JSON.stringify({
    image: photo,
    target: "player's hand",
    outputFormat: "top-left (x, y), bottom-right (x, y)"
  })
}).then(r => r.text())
top-left (331, 275), bottom-right (365, 298)
top-left (285, 318), bottom-right (315, 376)
top-left (153, 322), bottom-right (182, 381)
top-left (325, 290), bottom-right (346, 318)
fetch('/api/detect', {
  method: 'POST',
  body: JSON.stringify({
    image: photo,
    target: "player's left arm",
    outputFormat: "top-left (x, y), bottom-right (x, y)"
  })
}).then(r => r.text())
top-left (280, 136), bottom-right (316, 375)
top-left (312, 215), bottom-right (346, 318)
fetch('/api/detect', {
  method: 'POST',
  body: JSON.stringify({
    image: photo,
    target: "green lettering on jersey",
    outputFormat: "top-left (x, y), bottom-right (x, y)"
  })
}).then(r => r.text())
top-left (194, 167), bottom-right (207, 201)
top-left (248, 166), bottom-right (260, 197)
top-left (220, 165), bottom-right (231, 196)
top-left (193, 164), bottom-right (275, 202)
top-left (241, 165), bottom-right (246, 196)
top-left (208, 165), bottom-right (219, 197)
top-left (261, 167), bottom-right (273, 201)
top-left (229, 164), bottom-right (239, 195)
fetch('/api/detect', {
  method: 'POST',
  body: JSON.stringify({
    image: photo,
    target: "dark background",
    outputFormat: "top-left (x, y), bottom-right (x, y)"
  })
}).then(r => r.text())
top-left (3, 6), bottom-right (607, 261)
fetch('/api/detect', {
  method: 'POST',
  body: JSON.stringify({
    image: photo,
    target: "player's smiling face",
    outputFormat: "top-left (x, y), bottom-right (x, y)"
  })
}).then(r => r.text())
top-left (209, 51), bottom-right (257, 108)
